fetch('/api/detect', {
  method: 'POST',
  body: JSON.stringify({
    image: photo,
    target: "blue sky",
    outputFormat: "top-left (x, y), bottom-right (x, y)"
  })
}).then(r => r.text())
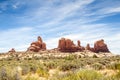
top-left (0, 0), bottom-right (120, 54)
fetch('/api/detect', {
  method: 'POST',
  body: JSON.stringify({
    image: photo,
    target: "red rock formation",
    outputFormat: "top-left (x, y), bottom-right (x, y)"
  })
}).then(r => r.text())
top-left (94, 39), bottom-right (109, 53)
top-left (86, 44), bottom-right (91, 50)
top-left (85, 39), bottom-right (109, 53)
top-left (77, 40), bottom-right (80, 47)
top-left (58, 38), bottom-right (84, 52)
top-left (58, 38), bottom-right (109, 53)
top-left (27, 36), bottom-right (46, 52)
top-left (9, 48), bottom-right (16, 53)
top-left (41, 43), bottom-right (46, 50)
top-left (86, 43), bottom-right (94, 52)
top-left (27, 36), bottom-right (110, 53)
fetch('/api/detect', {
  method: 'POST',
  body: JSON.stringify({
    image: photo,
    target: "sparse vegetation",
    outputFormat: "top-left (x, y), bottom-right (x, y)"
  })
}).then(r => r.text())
top-left (0, 52), bottom-right (120, 80)
top-left (91, 63), bottom-right (104, 70)
top-left (59, 62), bottom-right (80, 71)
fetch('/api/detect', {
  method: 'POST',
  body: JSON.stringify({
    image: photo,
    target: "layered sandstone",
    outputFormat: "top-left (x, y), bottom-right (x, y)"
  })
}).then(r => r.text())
top-left (94, 39), bottom-right (109, 53)
top-left (27, 36), bottom-right (46, 52)
top-left (58, 38), bottom-right (109, 53)
top-left (58, 38), bottom-right (85, 52)
top-left (85, 39), bottom-right (109, 53)
top-left (85, 44), bottom-right (94, 52)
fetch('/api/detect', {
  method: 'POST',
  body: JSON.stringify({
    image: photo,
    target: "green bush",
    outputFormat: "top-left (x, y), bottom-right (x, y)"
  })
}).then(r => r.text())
top-left (44, 62), bottom-right (57, 69)
top-left (76, 70), bottom-right (103, 80)
top-left (64, 55), bottom-right (76, 60)
top-left (0, 67), bottom-right (8, 80)
top-left (29, 64), bottom-right (38, 73)
top-left (53, 70), bottom-right (103, 80)
top-left (21, 65), bottom-right (30, 75)
top-left (36, 68), bottom-right (49, 78)
top-left (106, 63), bottom-right (120, 70)
top-left (59, 63), bottom-right (79, 71)
top-left (93, 54), bottom-right (98, 58)
top-left (25, 75), bottom-right (38, 80)
top-left (0, 67), bottom-right (22, 80)
top-left (92, 63), bottom-right (104, 70)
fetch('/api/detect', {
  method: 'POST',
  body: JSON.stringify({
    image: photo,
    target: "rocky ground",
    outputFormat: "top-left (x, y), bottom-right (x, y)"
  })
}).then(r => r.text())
top-left (0, 50), bottom-right (114, 60)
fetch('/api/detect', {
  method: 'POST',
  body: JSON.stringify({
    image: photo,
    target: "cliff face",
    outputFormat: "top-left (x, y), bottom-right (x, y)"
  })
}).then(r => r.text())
top-left (27, 36), bottom-right (46, 52)
top-left (94, 39), bottom-right (109, 53)
top-left (58, 38), bottom-right (85, 52)
top-left (21, 36), bottom-right (110, 53)
top-left (85, 39), bottom-right (109, 53)
top-left (58, 38), bottom-right (109, 53)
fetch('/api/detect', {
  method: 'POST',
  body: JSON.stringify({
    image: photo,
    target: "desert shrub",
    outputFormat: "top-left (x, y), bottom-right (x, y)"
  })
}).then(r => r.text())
top-left (28, 58), bottom-right (32, 60)
top-left (36, 68), bottom-right (49, 78)
top-left (59, 62), bottom-right (79, 71)
top-left (44, 62), bottom-right (57, 69)
top-left (25, 75), bottom-right (38, 80)
top-left (21, 65), bottom-right (30, 75)
top-left (0, 67), bottom-right (8, 80)
top-left (33, 56), bottom-right (41, 60)
top-left (29, 64), bottom-right (38, 73)
top-left (64, 55), bottom-right (76, 60)
top-left (98, 61), bottom-right (106, 65)
top-left (115, 71), bottom-right (120, 79)
top-left (75, 70), bottom-right (103, 80)
top-left (0, 67), bottom-right (22, 80)
top-left (92, 63), bottom-right (104, 70)
top-left (93, 54), bottom-right (98, 58)
top-left (106, 62), bottom-right (120, 70)
top-left (13, 72), bottom-right (22, 80)
top-left (106, 70), bottom-right (120, 80)
top-left (53, 70), bottom-right (103, 80)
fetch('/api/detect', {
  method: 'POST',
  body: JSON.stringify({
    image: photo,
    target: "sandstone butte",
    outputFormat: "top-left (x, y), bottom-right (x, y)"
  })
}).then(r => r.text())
top-left (94, 39), bottom-right (110, 53)
top-left (14, 36), bottom-right (110, 53)
top-left (58, 38), bottom-right (85, 52)
top-left (58, 38), bottom-right (110, 53)
top-left (27, 36), bottom-right (46, 52)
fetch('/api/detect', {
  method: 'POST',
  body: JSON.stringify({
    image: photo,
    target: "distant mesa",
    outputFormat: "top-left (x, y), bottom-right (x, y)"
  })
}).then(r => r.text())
top-left (58, 38), bottom-right (110, 53)
top-left (8, 48), bottom-right (16, 53)
top-left (8, 36), bottom-right (110, 53)
top-left (58, 38), bottom-right (85, 52)
top-left (85, 39), bottom-right (109, 53)
top-left (86, 43), bottom-right (94, 52)
top-left (94, 39), bottom-right (110, 53)
top-left (27, 36), bottom-right (46, 52)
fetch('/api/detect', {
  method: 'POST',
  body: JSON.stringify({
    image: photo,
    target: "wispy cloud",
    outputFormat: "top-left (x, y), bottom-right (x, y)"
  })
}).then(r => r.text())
top-left (0, 27), bottom-right (35, 52)
top-left (0, 0), bottom-right (120, 54)
top-left (12, 2), bottom-right (20, 9)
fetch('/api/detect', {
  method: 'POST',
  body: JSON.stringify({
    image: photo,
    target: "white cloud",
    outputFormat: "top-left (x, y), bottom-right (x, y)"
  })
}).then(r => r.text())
top-left (12, 2), bottom-right (20, 9)
top-left (45, 23), bottom-right (120, 54)
top-left (0, 0), bottom-right (120, 54)
top-left (106, 7), bottom-right (120, 13)
top-left (0, 27), bottom-right (35, 52)
top-left (96, 7), bottom-right (120, 15)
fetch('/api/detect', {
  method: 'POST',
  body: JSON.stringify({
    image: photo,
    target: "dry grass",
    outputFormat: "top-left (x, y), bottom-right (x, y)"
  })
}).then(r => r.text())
top-left (0, 51), bottom-right (119, 80)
